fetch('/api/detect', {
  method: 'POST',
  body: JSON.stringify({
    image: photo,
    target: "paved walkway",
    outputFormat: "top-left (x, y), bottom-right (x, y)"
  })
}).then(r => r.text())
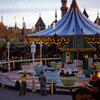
top-left (0, 87), bottom-right (72, 100)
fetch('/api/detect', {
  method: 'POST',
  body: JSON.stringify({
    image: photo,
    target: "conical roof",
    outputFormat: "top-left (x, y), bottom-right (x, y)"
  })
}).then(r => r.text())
top-left (94, 13), bottom-right (100, 25)
top-left (28, 0), bottom-right (100, 37)
top-left (83, 8), bottom-right (89, 18)
top-left (35, 17), bottom-right (45, 27)
top-left (60, 35), bottom-right (96, 51)
top-left (0, 22), bottom-right (11, 38)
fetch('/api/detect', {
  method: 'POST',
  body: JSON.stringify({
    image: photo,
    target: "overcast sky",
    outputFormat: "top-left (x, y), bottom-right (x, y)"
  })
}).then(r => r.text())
top-left (0, 0), bottom-right (100, 28)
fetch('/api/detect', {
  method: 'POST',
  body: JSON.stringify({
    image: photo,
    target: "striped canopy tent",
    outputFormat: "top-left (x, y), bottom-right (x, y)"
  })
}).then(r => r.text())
top-left (27, 0), bottom-right (100, 37)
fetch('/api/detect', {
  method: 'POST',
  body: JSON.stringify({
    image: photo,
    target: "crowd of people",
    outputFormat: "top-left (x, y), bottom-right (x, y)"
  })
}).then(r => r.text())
top-left (0, 44), bottom-right (61, 72)
top-left (60, 70), bottom-right (75, 76)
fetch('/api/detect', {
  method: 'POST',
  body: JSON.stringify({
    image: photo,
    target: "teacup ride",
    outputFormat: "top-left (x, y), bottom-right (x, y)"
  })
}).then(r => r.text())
top-left (56, 76), bottom-right (82, 93)
top-left (61, 76), bottom-right (77, 86)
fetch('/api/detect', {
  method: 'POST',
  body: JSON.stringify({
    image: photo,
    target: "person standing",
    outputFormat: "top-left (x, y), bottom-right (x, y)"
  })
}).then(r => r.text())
top-left (94, 54), bottom-right (97, 62)
top-left (39, 71), bottom-right (47, 96)
top-left (19, 71), bottom-right (27, 96)
top-left (84, 54), bottom-right (88, 67)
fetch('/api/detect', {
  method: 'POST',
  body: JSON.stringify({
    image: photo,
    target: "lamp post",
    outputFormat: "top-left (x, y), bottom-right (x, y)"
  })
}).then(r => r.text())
top-left (7, 41), bottom-right (10, 72)
top-left (40, 41), bottom-right (43, 64)
top-left (31, 42), bottom-right (36, 92)
top-left (31, 42), bottom-right (36, 73)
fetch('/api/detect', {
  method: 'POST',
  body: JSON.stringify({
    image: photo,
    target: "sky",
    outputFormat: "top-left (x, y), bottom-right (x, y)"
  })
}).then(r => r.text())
top-left (0, 0), bottom-right (100, 29)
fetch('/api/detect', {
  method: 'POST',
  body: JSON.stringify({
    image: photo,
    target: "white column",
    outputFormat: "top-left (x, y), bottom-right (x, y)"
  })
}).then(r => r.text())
top-left (31, 42), bottom-right (36, 74)
top-left (31, 42), bottom-right (36, 92)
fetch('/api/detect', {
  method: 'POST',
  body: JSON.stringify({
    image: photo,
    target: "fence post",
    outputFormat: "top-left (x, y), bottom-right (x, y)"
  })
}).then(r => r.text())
top-left (2, 75), bottom-right (4, 88)
top-left (32, 76), bottom-right (36, 92)
top-left (51, 79), bottom-right (53, 94)
top-left (45, 59), bottom-right (46, 65)
top-left (13, 61), bottom-right (15, 69)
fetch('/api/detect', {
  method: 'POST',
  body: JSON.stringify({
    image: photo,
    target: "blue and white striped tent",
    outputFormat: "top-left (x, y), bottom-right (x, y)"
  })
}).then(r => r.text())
top-left (27, 0), bottom-right (100, 37)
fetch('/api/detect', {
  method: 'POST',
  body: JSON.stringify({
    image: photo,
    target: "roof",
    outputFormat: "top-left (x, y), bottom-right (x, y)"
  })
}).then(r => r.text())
top-left (60, 35), bottom-right (96, 51)
top-left (94, 15), bottom-right (100, 26)
top-left (35, 17), bottom-right (45, 27)
top-left (21, 27), bottom-right (28, 36)
top-left (0, 22), bottom-right (11, 38)
top-left (28, 0), bottom-right (100, 37)
top-left (83, 8), bottom-right (89, 18)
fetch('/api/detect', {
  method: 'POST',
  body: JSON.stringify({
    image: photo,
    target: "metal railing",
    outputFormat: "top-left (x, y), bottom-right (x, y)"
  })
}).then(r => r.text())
top-left (0, 72), bottom-right (90, 94)
top-left (0, 58), bottom-right (62, 72)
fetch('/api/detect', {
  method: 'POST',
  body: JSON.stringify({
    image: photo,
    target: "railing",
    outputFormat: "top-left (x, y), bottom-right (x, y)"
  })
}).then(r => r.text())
top-left (0, 58), bottom-right (62, 94)
top-left (0, 72), bottom-right (90, 94)
top-left (0, 58), bottom-right (62, 72)
top-left (0, 58), bottom-right (62, 64)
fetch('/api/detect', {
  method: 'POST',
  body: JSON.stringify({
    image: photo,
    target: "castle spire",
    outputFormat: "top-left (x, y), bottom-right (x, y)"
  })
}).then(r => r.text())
top-left (97, 12), bottom-right (99, 18)
top-left (39, 13), bottom-right (41, 18)
top-left (15, 16), bottom-right (17, 29)
top-left (55, 8), bottom-right (57, 22)
top-left (61, 0), bottom-right (68, 18)
top-left (22, 17), bottom-right (26, 28)
top-left (94, 12), bottom-right (100, 26)
top-left (1, 15), bottom-right (3, 23)
top-left (96, 12), bottom-right (99, 25)
top-left (21, 17), bottom-right (27, 36)
top-left (70, 0), bottom-right (80, 11)
top-left (35, 15), bottom-right (46, 32)
top-left (83, 8), bottom-right (89, 18)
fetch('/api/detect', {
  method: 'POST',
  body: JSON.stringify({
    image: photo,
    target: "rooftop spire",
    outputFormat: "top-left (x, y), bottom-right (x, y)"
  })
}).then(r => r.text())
top-left (70, 0), bottom-right (80, 12)
top-left (55, 8), bottom-right (57, 22)
top-left (22, 17), bottom-right (26, 28)
top-left (61, 0), bottom-right (68, 18)
top-left (21, 18), bottom-right (27, 36)
top-left (96, 12), bottom-right (99, 25)
top-left (94, 12), bottom-right (100, 25)
top-left (1, 15), bottom-right (3, 23)
top-left (83, 8), bottom-right (89, 18)
top-left (22, 17), bottom-right (24, 23)
top-left (39, 13), bottom-right (41, 18)
top-left (97, 12), bottom-right (99, 18)
top-left (15, 16), bottom-right (17, 28)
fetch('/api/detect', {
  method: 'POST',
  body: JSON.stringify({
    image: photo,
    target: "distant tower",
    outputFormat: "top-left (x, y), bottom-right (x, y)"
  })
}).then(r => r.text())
top-left (15, 16), bottom-right (17, 29)
top-left (21, 18), bottom-right (27, 36)
top-left (61, 0), bottom-right (68, 18)
top-left (22, 18), bottom-right (26, 28)
top-left (35, 14), bottom-right (46, 32)
top-left (1, 15), bottom-right (3, 23)
top-left (55, 8), bottom-right (57, 23)
top-left (94, 12), bottom-right (100, 26)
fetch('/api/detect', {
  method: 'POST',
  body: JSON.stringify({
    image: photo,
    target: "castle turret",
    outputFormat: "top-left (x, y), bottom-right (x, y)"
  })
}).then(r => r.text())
top-left (35, 14), bottom-right (46, 32)
top-left (14, 16), bottom-right (17, 29)
top-left (21, 18), bottom-right (27, 36)
top-left (55, 8), bottom-right (57, 23)
top-left (1, 15), bottom-right (3, 23)
top-left (83, 8), bottom-right (89, 18)
top-left (94, 12), bottom-right (100, 26)
top-left (61, 0), bottom-right (68, 18)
